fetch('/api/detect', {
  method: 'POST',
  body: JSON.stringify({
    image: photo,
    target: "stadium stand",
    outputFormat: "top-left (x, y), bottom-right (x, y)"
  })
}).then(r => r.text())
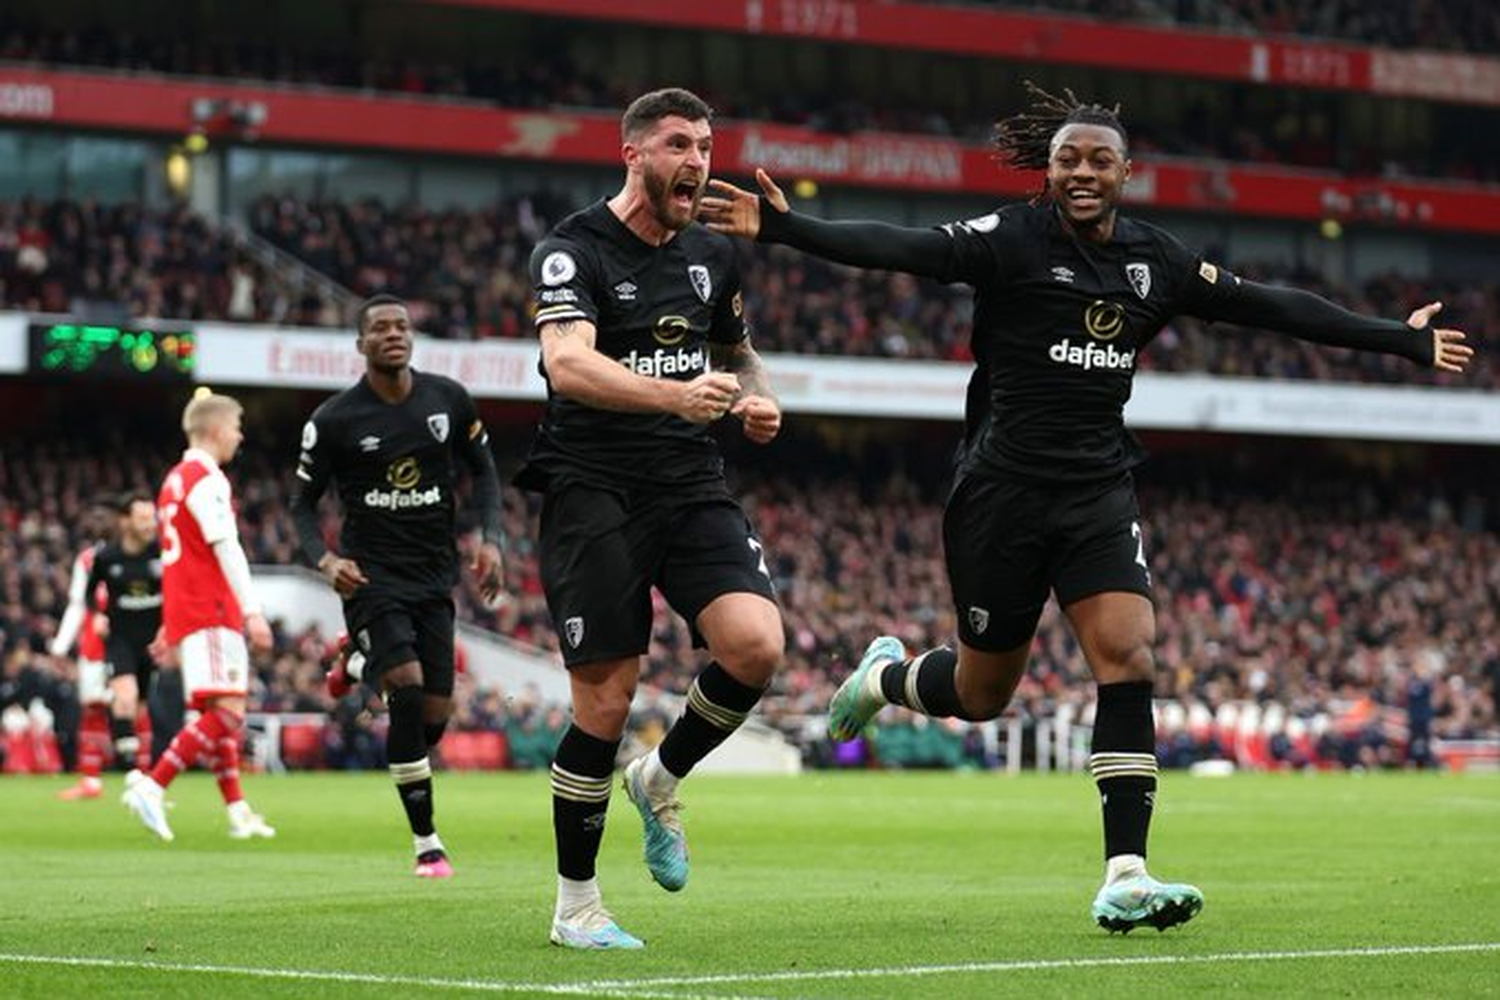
top-left (4, 8), bottom-right (1500, 182)
top-left (4, 417), bottom-right (1496, 772)
top-left (6, 195), bottom-right (1496, 388)
top-left (3, 0), bottom-right (1497, 777)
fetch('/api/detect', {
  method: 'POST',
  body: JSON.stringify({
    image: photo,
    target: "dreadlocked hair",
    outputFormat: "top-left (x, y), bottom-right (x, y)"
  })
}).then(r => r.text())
top-left (992, 80), bottom-right (1127, 171)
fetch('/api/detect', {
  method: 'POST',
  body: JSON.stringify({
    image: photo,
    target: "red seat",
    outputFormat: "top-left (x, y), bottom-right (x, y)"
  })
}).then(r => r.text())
top-left (440, 731), bottom-right (509, 770)
top-left (280, 722), bottom-right (325, 770)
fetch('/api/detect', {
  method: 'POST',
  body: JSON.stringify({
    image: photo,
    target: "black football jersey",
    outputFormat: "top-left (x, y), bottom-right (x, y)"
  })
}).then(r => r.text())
top-left (293, 371), bottom-right (490, 594)
top-left (928, 202), bottom-right (1243, 481)
top-left (516, 200), bottom-right (748, 495)
top-left (86, 541), bottom-right (162, 647)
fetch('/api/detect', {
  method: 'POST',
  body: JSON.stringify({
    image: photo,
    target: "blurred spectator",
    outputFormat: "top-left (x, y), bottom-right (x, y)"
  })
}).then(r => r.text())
top-left (6, 428), bottom-right (1496, 771)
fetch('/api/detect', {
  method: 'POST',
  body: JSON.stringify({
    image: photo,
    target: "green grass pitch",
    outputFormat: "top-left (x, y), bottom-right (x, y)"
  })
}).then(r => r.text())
top-left (2, 770), bottom-right (1497, 998)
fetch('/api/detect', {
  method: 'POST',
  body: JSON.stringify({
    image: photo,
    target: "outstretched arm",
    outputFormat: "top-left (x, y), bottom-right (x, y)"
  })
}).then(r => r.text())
top-left (1195, 278), bottom-right (1472, 372)
top-left (701, 169), bottom-right (960, 280)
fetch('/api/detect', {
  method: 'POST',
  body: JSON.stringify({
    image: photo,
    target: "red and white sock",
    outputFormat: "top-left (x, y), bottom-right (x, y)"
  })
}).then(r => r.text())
top-left (213, 731), bottom-right (244, 805)
top-left (150, 708), bottom-right (238, 789)
top-left (78, 704), bottom-right (111, 782)
top-left (135, 708), bottom-right (153, 771)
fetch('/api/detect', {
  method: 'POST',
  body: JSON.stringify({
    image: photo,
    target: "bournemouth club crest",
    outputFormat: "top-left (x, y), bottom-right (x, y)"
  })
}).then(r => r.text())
top-left (688, 264), bottom-right (712, 303)
top-left (968, 606), bottom-right (991, 635)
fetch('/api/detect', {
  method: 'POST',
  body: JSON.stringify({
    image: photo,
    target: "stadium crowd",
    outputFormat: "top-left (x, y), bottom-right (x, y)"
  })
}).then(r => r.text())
top-left (3, 430), bottom-right (1497, 774)
top-left (3, 10), bottom-right (1499, 182)
top-left (5, 195), bottom-right (1496, 390)
top-left (0, 196), bottom-right (334, 325)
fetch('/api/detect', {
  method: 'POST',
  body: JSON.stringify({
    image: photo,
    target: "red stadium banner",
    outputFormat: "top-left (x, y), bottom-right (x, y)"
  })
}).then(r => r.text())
top-left (6, 66), bottom-right (1500, 234)
top-left (432, 0), bottom-right (1498, 107)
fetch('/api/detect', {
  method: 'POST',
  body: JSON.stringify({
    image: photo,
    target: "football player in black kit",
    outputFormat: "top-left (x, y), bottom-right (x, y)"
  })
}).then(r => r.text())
top-left (701, 82), bottom-right (1474, 934)
top-left (291, 293), bottom-right (506, 879)
top-left (86, 493), bottom-right (168, 772)
top-left (519, 87), bottom-right (785, 950)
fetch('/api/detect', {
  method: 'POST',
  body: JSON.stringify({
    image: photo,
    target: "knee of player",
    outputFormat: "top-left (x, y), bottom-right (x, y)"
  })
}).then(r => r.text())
top-left (720, 633), bottom-right (784, 687)
top-left (574, 691), bottom-right (635, 737)
top-left (1096, 639), bottom-right (1156, 683)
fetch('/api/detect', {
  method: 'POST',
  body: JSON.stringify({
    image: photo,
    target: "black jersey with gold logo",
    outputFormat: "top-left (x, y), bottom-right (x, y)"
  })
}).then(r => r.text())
top-left (293, 371), bottom-right (489, 593)
top-left (932, 202), bottom-right (1215, 482)
top-left (518, 200), bottom-right (748, 496)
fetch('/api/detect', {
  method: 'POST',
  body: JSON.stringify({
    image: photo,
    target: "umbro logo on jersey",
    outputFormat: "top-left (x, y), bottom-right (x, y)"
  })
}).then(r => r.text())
top-left (427, 414), bottom-right (449, 443)
top-left (1051, 266), bottom-right (1075, 283)
top-left (1126, 262), bottom-right (1151, 299)
top-left (688, 265), bottom-right (711, 303)
top-left (359, 436), bottom-right (381, 453)
top-left (614, 281), bottom-right (637, 301)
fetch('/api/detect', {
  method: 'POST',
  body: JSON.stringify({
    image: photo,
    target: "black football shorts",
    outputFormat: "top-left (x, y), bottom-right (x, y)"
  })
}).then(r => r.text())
top-left (943, 469), bottom-right (1153, 651)
top-left (539, 486), bottom-right (777, 667)
top-left (343, 591), bottom-right (456, 696)
top-left (104, 637), bottom-right (157, 687)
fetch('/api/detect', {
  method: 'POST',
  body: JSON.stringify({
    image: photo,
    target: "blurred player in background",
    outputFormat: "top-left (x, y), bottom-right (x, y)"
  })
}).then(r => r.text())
top-left (703, 81), bottom-right (1473, 934)
top-left (291, 294), bottom-right (506, 878)
top-left (121, 392), bottom-right (276, 841)
top-left (85, 493), bottom-right (164, 774)
top-left (50, 504), bottom-right (114, 799)
top-left (519, 87), bottom-right (784, 950)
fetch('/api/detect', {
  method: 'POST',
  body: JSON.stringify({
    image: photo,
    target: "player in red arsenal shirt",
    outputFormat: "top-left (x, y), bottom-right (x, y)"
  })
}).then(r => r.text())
top-left (122, 392), bottom-right (276, 841)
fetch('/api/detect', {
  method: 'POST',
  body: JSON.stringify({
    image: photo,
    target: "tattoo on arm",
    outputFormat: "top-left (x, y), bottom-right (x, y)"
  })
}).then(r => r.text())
top-left (547, 319), bottom-right (585, 340)
top-left (711, 338), bottom-right (773, 399)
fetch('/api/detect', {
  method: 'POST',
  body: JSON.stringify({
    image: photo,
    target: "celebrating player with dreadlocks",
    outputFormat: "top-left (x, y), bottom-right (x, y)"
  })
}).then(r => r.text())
top-left (700, 81), bottom-right (1473, 933)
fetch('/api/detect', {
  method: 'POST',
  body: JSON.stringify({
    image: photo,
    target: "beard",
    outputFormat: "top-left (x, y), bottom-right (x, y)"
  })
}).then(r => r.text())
top-left (643, 166), bottom-right (700, 231)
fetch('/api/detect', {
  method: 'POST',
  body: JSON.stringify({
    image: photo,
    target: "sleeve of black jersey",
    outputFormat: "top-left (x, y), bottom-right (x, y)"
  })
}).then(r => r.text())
top-left (290, 410), bottom-right (333, 566)
top-left (452, 386), bottom-right (506, 549)
top-left (756, 199), bottom-right (997, 285)
top-left (1177, 260), bottom-right (1434, 365)
top-left (530, 237), bottom-right (600, 330)
top-left (710, 255), bottom-right (750, 345)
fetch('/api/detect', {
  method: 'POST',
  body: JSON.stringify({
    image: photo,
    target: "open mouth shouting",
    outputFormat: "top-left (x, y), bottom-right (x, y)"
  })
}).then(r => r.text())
top-left (671, 175), bottom-right (702, 215)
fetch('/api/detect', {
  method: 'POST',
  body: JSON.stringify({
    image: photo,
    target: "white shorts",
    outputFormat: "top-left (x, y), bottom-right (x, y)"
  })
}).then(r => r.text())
top-left (178, 627), bottom-right (250, 709)
top-left (78, 658), bottom-right (110, 705)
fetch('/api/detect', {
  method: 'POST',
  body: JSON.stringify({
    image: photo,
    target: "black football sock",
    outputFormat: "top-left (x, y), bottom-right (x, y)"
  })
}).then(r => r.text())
top-left (110, 714), bottom-right (139, 771)
top-left (656, 662), bottom-right (764, 779)
top-left (387, 685), bottom-right (435, 837)
top-left (1090, 680), bottom-right (1158, 862)
top-left (552, 725), bottom-right (619, 880)
top-left (424, 720), bottom-right (447, 749)
top-left (878, 647), bottom-right (964, 717)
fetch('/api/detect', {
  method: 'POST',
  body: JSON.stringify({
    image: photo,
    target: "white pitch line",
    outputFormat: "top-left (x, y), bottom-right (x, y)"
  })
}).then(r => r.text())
top-left (4, 942), bottom-right (1497, 998)
top-left (577, 941), bottom-right (1500, 990)
top-left (0, 953), bottom-right (767, 1000)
